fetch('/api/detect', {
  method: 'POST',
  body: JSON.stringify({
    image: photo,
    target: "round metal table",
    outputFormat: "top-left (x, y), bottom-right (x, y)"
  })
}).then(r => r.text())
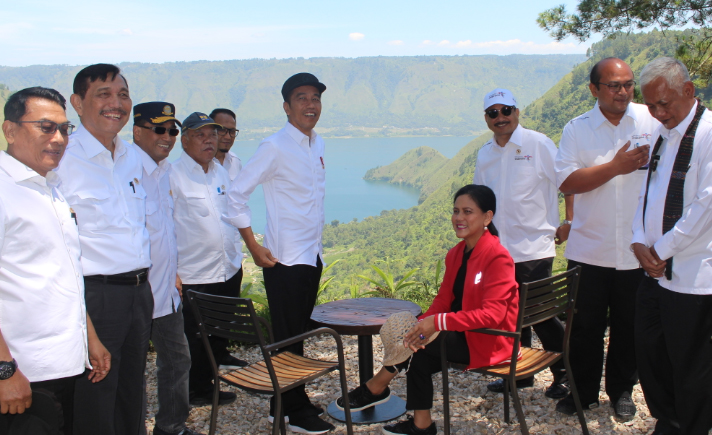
top-left (311, 297), bottom-right (421, 424)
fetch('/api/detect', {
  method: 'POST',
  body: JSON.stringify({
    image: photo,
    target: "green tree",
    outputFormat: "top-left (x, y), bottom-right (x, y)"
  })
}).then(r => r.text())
top-left (538, 1), bottom-right (712, 42)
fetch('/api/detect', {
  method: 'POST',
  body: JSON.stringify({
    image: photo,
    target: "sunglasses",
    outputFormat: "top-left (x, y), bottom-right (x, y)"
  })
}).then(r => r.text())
top-left (16, 120), bottom-right (75, 136)
top-left (217, 127), bottom-right (239, 138)
top-left (485, 105), bottom-right (516, 119)
top-left (137, 125), bottom-right (180, 137)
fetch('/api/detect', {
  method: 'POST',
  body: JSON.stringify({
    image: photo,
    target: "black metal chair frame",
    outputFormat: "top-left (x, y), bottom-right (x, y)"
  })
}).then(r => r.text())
top-left (186, 291), bottom-right (353, 435)
top-left (440, 266), bottom-right (589, 435)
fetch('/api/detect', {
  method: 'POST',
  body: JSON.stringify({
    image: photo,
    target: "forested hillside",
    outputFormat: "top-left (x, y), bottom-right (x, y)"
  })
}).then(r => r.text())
top-left (0, 55), bottom-right (583, 139)
top-left (0, 84), bottom-right (10, 150)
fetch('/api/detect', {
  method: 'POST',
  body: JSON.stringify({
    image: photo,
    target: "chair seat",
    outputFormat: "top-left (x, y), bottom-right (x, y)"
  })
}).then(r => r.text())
top-left (220, 351), bottom-right (338, 393)
top-left (474, 347), bottom-right (561, 379)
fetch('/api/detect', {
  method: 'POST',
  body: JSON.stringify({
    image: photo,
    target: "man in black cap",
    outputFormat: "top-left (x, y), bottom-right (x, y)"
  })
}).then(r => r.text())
top-left (133, 103), bottom-right (203, 435)
top-left (170, 112), bottom-right (244, 408)
top-left (226, 73), bottom-right (334, 434)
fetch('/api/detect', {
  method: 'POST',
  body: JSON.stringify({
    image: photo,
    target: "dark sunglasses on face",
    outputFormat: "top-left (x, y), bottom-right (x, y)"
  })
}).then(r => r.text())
top-left (485, 105), bottom-right (516, 119)
top-left (137, 124), bottom-right (180, 137)
top-left (16, 120), bottom-right (75, 136)
top-left (217, 127), bottom-right (239, 138)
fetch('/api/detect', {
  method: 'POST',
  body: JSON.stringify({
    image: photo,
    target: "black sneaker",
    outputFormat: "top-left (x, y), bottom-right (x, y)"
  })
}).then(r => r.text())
top-left (268, 403), bottom-right (324, 423)
top-left (382, 415), bottom-right (436, 435)
top-left (613, 391), bottom-right (636, 420)
top-left (287, 415), bottom-right (335, 434)
top-left (218, 354), bottom-right (249, 369)
top-left (486, 377), bottom-right (534, 393)
top-left (336, 384), bottom-right (391, 412)
top-left (555, 393), bottom-right (599, 415)
top-left (189, 390), bottom-right (237, 407)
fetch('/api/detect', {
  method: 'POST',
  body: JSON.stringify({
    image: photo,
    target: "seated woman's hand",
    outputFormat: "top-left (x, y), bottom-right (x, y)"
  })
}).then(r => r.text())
top-left (403, 316), bottom-right (437, 352)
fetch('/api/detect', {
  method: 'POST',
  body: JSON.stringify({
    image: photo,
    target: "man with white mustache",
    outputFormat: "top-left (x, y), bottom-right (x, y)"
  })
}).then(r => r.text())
top-left (169, 112), bottom-right (243, 409)
top-left (56, 64), bottom-right (153, 435)
top-left (474, 88), bottom-right (570, 400)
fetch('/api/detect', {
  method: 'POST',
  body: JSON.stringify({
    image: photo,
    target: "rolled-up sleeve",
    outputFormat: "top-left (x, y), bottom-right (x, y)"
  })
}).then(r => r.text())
top-left (225, 141), bottom-right (278, 229)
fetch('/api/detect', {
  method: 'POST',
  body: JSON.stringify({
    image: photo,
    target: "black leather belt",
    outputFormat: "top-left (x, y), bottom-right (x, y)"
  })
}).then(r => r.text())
top-left (85, 268), bottom-right (149, 286)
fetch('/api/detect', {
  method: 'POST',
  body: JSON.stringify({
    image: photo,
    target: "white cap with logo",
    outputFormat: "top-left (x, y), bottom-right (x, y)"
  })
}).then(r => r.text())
top-left (483, 88), bottom-right (517, 110)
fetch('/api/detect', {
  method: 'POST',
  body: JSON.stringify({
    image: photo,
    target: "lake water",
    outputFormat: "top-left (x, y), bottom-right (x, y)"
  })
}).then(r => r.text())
top-left (168, 135), bottom-right (474, 233)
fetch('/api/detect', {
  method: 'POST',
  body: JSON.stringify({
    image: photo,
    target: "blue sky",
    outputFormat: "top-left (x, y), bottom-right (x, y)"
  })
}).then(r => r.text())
top-left (0, 0), bottom-right (596, 67)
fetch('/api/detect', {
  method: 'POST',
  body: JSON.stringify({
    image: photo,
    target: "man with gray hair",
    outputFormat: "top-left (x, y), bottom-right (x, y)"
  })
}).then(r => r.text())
top-left (633, 57), bottom-right (712, 435)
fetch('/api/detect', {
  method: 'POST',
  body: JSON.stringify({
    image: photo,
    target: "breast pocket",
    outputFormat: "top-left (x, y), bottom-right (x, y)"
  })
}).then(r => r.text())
top-left (145, 200), bottom-right (161, 234)
top-left (74, 188), bottom-right (112, 230)
top-left (127, 184), bottom-right (147, 224)
top-left (183, 192), bottom-right (210, 218)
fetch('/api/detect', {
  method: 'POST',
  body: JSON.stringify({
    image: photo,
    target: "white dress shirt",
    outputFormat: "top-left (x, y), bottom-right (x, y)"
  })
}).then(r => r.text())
top-left (137, 147), bottom-right (181, 318)
top-left (226, 122), bottom-right (326, 267)
top-left (556, 102), bottom-right (660, 270)
top-left (632, 102), bottom-right (712, 294)
top-left (55, 124), bottom-right (151, 276)
top-left (222, 151), bottom-right (242, 182)
top-left (170, 153), bottom-right (242, 285)
top-left (0, 152), bottom-right (89, 382)
top-left (474, 124), bottom-right (559, 263)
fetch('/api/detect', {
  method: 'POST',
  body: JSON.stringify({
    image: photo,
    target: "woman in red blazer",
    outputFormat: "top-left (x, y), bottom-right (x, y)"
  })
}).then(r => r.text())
top-left (337, 184), bottom-right (519, 435)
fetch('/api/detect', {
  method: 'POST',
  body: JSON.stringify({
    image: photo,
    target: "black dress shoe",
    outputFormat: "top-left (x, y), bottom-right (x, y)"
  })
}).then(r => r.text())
top-left (189, 390), bottom-right (237, 407)
top-left (544, 380), bottom-right (570, 399)
top-left (555, 393), bottom-right (599, 415)
top-left (486, 377), bottom-right (534, 393)
top-left (612, 391), bottom-right (636, 419)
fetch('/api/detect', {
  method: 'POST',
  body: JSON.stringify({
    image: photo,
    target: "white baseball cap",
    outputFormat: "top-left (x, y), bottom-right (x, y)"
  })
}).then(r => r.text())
top-left (483, 88), bottom-right (517, 110)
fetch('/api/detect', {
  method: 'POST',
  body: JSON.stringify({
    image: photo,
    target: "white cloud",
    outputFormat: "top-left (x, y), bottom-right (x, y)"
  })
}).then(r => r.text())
top-left (121, 29), bottom-right (133, 35)
top-left (388, 40), bottom-right (404, 46)
top-left (0, 22), bottom-right (33, 38)
top-left (349, 32), bottom-right (365, 41)
top-left (421, 38), bottom-right (583, 54)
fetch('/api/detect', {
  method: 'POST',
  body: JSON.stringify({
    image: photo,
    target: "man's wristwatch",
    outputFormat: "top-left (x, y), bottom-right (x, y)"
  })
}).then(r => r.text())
top-left (0, 359), bottom-right (17, 380)
top-left (561, 220), bottom-right (572, 226)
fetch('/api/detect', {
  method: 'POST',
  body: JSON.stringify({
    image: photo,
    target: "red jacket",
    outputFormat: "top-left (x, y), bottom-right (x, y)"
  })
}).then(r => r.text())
top-left (420, 230), bottom-right (519, 370)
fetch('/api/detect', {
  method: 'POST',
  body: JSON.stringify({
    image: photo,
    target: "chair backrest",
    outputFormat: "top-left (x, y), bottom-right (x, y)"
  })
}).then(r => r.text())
top-left (186, 290), bottom-right (271, 349)
top-left (517, 266), bottom-right (582, 350)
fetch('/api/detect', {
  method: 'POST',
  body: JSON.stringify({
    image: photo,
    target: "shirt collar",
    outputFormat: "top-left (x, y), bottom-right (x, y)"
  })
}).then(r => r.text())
top-left (662, 100), bottom-right (698, 139)
top-left (0, 150), bottom-right (58, 187)
top-left (74, 124), bottom-right (126, 159)
top-left (591, 101), bottom-right (637, 128)
top-left (508, 124), bottom-right (523, 147)
top-left (284, 121), bottom-right (316, 146)
top-left (135, 144), bottom-right (170, 177)
top-left (179, 151), bottom-right (215, 174)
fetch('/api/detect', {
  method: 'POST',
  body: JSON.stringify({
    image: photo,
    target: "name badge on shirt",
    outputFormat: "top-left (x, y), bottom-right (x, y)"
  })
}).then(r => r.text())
top-left (217, 185), bottom-right (226, 195)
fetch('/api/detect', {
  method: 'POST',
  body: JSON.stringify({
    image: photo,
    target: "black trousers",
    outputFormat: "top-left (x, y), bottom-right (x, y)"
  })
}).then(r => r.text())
top-left (515, 257), bottom-right (565, 381)
top-left (635, 276), bottom-right (712, 435)
top-left (263, 257), bottom-right (323, 421)
top-left (0, 374), bottom-right (79, 435)
top-left (566, 261), bottom-right (642, 405)
top-left (182, 269), bottom-right (242, 396)
top-left (386, 332), bottom-right (470, 410)
top-left (73, 279), bottom-right (153, 435)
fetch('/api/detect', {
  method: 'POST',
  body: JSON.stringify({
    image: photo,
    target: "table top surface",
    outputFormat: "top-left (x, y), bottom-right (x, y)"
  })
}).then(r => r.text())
top-left (310, 297), bottom-right (422, 335)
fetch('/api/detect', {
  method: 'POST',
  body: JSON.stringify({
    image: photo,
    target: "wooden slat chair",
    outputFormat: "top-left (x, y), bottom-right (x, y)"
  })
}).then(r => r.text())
top-left (440, 266), bottom-right (589, 435)
top-left (186, 291), bottom-right (353, 435)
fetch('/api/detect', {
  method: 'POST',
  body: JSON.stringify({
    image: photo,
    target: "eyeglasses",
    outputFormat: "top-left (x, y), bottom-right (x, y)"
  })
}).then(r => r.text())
top-left (484, 105), bottom-right (516, 119)
top-left (598, 81), bottom-right (636, 92)
top-left (217, 127), bottom-right (239, 138)
top-left (16, 120), bottom-right (75, 136)
top-left (137, 125), bottom-right (180, 137)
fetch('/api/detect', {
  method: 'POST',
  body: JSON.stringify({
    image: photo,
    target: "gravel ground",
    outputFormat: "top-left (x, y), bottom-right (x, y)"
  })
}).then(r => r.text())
top-left (143, 332), bottom-right (670, 435)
